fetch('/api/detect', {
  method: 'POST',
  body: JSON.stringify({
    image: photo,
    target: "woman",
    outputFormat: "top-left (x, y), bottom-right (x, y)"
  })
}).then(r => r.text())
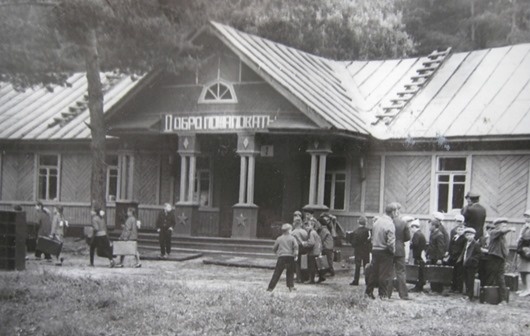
top-left (50, 205), bottom-right (68, 265)
top-left (517, 209), bottom-right (530, 297)
top-left (116, 207), bottom-right (141, 268)
top-left (89, 207), bottom-right (115, 268)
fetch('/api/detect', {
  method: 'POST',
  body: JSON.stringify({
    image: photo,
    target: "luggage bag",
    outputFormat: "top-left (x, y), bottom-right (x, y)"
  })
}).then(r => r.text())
top-left (36, 236), bottom-right (62, 257)
top-left (315, 255), bottom-right (330, 271)
top-left (112, 241), bottom-right (137, 255)
top-left (505, 273), bottom-right (519, 292)
top-left (424, 265), bottom-right (453, 285)
top-left (405, 264), bottom-right (419, 283)
top-left (300, 254), bottom-right (308, 270)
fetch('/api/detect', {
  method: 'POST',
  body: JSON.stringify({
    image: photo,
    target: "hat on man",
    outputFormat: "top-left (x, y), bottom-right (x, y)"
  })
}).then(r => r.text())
top-left (432, 212), bottom-right (445, 221)
top-left (492, 218), bottom-right (508, 226)
top-left (524, 209), bottom-right (530, 217)
top-left (465, 191), bottom-right (480, 199)
top-left (463, 227), bottom-right (476, 235)
top-left (455, 214), bottom-right (465, 223)
top-left (402, 215), bottom-right (414, 223)
top-left (281, 223), bottom-right (292, 232)
top-left (410, 219), bottom-right (420, 228)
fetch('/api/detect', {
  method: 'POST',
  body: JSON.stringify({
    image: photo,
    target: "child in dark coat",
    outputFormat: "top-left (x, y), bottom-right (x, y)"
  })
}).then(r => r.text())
top-left (459, 227), bottom-right (482, 301)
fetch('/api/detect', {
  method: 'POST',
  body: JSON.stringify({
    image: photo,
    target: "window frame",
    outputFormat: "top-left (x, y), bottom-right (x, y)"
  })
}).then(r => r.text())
top-left (193, 157), bottom-right (214, 208)
top-left (105, 153), bottom-right (134, 203)
top-left (324, 170), bottom-right (347, 211)
top-left (36, 153), bottom-right (61, 201)
top-left (198, 79), bottom-right (238, 104)
top-left (435, 156), bottom-right (469, 213)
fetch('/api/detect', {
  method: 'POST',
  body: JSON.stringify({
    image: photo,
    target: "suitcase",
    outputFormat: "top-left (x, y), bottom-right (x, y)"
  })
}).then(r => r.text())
top-left (424, 265), bottom-right (454, 285)
top-left (112, 241), bottom-right (137, 255)
top-left (36, 236), bottom-right (62, 257)
top-left (480, 286), bottom-right (501, 305)
top-left (406, 264), bottom-right (419, 283)
top-left (315, 255), bottom-right (330, 271)
top-left (96, 238), bottom-right (113, 258)
top-left (300, 254), bottom-right (308, 270)
top-left (505, 273), bottom-right (519, 292)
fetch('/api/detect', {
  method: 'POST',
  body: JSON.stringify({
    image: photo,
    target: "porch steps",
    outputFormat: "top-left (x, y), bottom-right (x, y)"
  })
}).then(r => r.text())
top-left (110, 231), bottom-right (277, 259)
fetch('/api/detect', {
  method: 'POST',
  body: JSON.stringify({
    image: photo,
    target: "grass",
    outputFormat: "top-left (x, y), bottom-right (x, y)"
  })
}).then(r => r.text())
top-left (1, 239), bottom-right (530, 336)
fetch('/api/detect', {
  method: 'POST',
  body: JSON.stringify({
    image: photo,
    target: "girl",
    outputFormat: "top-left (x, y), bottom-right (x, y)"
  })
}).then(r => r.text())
top-left (89, 207), bottom-right (115, 268)
top-left (116, 207), bottom-right (141, 268)
top-left (50, 205), bottom-right (68, 265)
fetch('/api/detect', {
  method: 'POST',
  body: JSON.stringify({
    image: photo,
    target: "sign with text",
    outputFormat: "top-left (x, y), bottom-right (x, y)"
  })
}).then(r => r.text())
top-left (163, 114), bottom-right (273, 132)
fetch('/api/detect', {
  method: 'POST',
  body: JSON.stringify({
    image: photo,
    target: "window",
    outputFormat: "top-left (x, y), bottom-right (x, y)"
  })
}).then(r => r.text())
top-left (324, 157), bottom-right (346, 210)
top-left (106, 154), bottom-right (133, 202)
top-left (193, 157), bottom-right (213, 207)
top-left (38, 154), bottom-right (60, 200)
top-left (199, 80), bottom-right (237, 103)
top-left (436, 157), bottom-right (467, 213)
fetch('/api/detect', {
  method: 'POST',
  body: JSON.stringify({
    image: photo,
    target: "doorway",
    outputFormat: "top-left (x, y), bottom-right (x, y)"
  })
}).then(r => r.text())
top-left (254, 159), bottom-right (284, 239)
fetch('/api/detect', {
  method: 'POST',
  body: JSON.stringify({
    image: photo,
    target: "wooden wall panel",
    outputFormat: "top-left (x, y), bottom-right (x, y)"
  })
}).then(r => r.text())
top-left (61, 153), bottom-right (91, 202)
top-left (134, 153), bottom-right (160, 205)
top-left (364, 156), bottom-right (381, 213)
top-left (196, 210), bottom-right (220, 236)
top-left (17, 154), bottom-right (34, 201)
top-left (384, 156), bottom-right (430, 214)
top-left (472, 155), bottom-right (529, 218)
top-left (158, 154), bottom-right (174, 205)
top-left (349, 157), bottom-right (362, 212)
top-left (1, 153), bottom-right (18, 200)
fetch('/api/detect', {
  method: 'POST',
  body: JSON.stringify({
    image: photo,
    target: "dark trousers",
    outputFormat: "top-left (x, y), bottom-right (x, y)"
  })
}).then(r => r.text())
top-left (322, 249), bottom-right (334, 275)
top-left (463, 266), bottom-right (478, 300)
top-left (353, 253), bottom-right (370, 284)
top-left (429, 259), bottom-right (444, 293)
top-left (413, 258), bottom-right (426, 290)
top-left (452, 262), bottom-right (464, 292)
top-left (267, 256), bottom-right (295, 290)
top-left (366, 250), bottom-right (394, 298)
top-left (486, 255), bottom-right (508, 301)
top-left (89, 235), bottom-right (113, 265)
top-left (308, 255), bottom-right (325, 282)
top-left (295, 251), bottom-right (307, 282)
top-left (159, 230), bottom-right (172, 255)
top-left (393, 255), bottom-right (408, 299)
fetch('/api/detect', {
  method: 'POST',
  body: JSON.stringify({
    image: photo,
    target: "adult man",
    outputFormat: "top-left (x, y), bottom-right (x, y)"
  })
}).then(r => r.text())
top-left (393, 208), bottom-right (411, 300)
top-left (350, 216), bottom-right (371, 286)
top-left (365, 203), bottom-right (397, 300)
top-left (155, 203), bottom-right (176, 259)
top-left (319, 214), bottom-right (335, 276)
top-left (462, 192), bottom-right (486, 240)
top-left (486, 218), bottom-right (516, 304)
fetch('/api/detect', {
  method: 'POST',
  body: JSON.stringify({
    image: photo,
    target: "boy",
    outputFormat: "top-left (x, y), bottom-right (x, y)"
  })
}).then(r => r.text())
top-left (409, 219), bottom-right (426, 292)
top-left (267, 224), bottom-right (298, 292)
top-left (486, 218), bottom-right (516, 303)
top-left (460, 227), bottom-right (482, 301)
top-left (350, 216), bottom-right (371, 286)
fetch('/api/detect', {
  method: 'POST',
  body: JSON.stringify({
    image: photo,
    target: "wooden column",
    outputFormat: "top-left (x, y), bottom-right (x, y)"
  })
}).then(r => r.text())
top-left (247, 154), bottom-right (256, 204)
top-left (179, 155), bottom-right (188, 202)
top-left (238, 156), bottom-right (247, 204)
top-left (317, 154), bottom-right (327, 206)
top-left (175, 135), bottom-right (200, 236)
top-left (308, 154), bottom-right (318, 206)
top-left (304, 139), bottom-right (332, 213)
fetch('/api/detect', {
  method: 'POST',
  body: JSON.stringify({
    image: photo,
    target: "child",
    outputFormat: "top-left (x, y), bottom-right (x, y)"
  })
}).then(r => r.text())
top-left (116, 207), bottom-right (141, 268)
top-left (50, 205), bottom-right (68, 265)
top-left (460, 227), bottom-right (482, 301)
top-left (349, 216), bottom-right (371, 286)
top-left (409, 219), bottom-right (426, 292)
top-left (486, 218), bottom-right (516, 303)
top-left (267, 223), bottom-right (298, 292)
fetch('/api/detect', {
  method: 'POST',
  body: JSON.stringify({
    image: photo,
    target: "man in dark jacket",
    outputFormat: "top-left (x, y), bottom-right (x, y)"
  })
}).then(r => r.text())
top-left (393, 211), bottom-right (412, 300)
top-left (35, 202), bottom-right (52, 260)
top-left (446, 215), bottom-right (467, 293)
top-left (462, 192), bottom-right (486, 240)
top-left (156, 203), bottom-right (176, 259)
top-left (427, 213), bottom-right (447, 293)
top-left (349, 216), bottom-right (371, 286)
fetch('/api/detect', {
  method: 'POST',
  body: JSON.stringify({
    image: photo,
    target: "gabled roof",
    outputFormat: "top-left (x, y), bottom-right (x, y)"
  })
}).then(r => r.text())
top-left (374, 44), bottom-right (530, 140)
top-left (210, 21), bottom-right (372, 135)
top-left (0, 73), bottom-right (141, 140)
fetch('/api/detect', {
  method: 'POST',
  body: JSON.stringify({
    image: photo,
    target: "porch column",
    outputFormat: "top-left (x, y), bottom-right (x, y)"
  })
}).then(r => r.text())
top-left (175, 134), bottom-right (200, 236)
top-left (232, 133), bottom-right (259, 238)
top-left (304, 139), bottom-right (332, 215)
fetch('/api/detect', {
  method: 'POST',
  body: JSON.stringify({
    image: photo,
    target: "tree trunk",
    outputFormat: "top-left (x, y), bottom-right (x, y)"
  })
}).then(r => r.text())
top-left (85, 28), bottom-right (107, 217)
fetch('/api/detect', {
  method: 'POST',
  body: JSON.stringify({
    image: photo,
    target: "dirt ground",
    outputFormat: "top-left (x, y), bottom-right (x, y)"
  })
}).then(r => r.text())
top-left (2, 238), bottom-right (530, 335)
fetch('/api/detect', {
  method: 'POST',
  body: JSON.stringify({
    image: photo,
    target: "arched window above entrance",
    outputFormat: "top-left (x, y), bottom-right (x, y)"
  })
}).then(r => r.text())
top-left (199, 80), bottom-right (237, 104)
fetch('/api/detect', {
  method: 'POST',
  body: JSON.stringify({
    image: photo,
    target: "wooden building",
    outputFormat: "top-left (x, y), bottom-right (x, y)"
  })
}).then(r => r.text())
top-left (1, 22), bottom-right (530, 245)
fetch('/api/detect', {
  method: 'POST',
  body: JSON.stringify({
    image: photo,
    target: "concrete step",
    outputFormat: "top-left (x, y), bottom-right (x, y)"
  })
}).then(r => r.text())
top-left (138, 245), bottom-right (276, 259)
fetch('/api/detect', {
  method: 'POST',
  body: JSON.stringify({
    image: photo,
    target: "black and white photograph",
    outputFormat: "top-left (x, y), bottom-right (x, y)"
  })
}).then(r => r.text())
top-left (1, 0), bottom-right (530, 335)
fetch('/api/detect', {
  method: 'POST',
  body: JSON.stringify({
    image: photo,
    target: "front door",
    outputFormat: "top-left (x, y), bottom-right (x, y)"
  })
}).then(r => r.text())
top-left (254, 159), bottom-right (284, 238)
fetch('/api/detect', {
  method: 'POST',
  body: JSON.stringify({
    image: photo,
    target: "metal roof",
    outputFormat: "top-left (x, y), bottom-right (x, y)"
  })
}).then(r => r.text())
top-left (376, 44), bottom-right (530, 140)
top-left (210, 21), bottom-right (372, 135)
top-left (0, 72), bottom-right (141, 140)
